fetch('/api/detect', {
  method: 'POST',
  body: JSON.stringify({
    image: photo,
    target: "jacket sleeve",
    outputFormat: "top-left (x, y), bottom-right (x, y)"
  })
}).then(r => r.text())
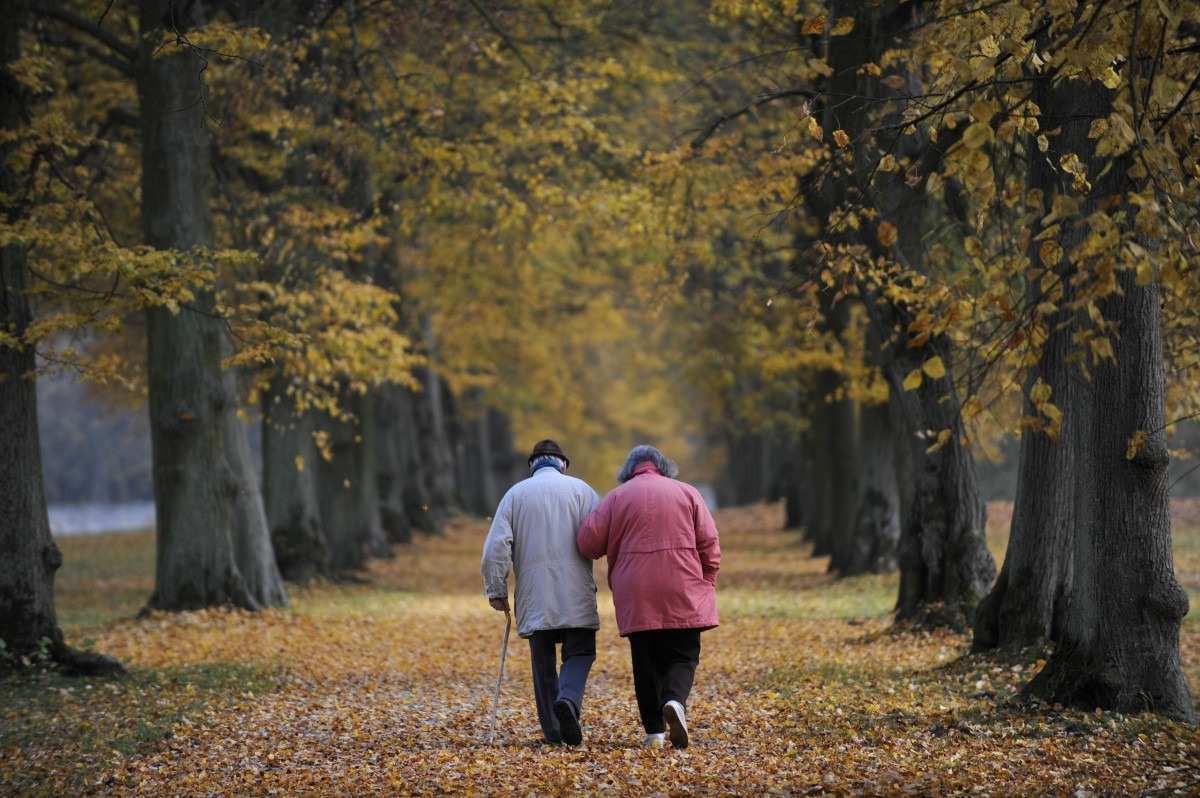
top-left (481, 491), bottom-right (514, 599)
top-left (576, 493), bottom-right (610, 560)
top-left (693, 494), bottom-right (721, 586)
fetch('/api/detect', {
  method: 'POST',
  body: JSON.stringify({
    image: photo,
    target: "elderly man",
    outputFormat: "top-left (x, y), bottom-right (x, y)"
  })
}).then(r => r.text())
top-left (481, 439), bottom-right (601, 746)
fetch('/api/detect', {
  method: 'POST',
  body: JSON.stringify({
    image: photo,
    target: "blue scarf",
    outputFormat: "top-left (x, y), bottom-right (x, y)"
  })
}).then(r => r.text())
top-left (529, 455), bottom-right (566, 475)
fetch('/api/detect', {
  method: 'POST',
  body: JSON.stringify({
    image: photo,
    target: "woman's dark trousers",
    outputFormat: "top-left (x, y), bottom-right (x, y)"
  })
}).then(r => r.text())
top-left (528, 628), bottom-right (596, 742)
top-left (628, 628), bottom-right (702, 734)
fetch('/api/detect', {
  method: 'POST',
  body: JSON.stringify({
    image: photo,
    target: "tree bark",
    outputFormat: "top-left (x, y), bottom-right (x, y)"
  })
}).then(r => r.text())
top-left (0, 4), bottom-right (118, 675)
top-left (973, 71), bottom-right (1097, 651)
top-left (139, 0), bottom-right (286, 611)
top-left (262, 377), bottom-right (329, 581)
top-left (884, 333), bottom-right (996, 628)
top-left (1027, 267), bottom-right (1194, 720)
top-left (413, 365), bottom-right (457, 522)
top-left (317, 390), bottom-right (390, 572)
top-left (375, 384), bottom-right (413, 544)
top-left (830, 401), bottom-right (899, 575)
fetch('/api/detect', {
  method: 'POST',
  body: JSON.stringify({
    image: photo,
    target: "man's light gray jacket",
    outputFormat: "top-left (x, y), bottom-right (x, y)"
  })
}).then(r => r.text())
top-left (481, 468), bottom-right (601, 638)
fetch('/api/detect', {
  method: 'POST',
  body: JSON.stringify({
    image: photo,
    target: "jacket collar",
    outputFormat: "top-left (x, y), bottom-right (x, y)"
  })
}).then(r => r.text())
top-left (632, 461), bottom-right (660, 478)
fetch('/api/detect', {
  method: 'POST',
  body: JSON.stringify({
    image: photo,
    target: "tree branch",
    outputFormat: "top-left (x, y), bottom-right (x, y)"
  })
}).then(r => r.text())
top-left (32, 3), bottom-right (137, 63)
top-left (690, 88), bottom-right (817, 150)
top-left (466, 0), bottom-right (536, 76)
top-left (1155, 69), bottom-right (1200, 133)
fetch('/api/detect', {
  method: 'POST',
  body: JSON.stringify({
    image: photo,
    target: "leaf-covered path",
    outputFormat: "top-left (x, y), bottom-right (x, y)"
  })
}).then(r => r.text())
top-left (5, 505), bottom-right (1200, 795)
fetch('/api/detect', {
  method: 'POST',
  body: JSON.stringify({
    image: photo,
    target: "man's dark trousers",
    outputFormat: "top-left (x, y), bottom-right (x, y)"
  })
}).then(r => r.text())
top-left (528, 628), bottom-right (596, 742)
top-left (628, 628), bottom-right (702, 734)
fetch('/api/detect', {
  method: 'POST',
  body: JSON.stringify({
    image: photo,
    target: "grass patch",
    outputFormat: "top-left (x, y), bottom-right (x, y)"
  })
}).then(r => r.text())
top-left (54, 530), bottom-right (154, 629)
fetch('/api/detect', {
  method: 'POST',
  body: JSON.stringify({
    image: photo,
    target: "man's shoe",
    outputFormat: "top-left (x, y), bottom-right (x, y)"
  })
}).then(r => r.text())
top-left (553, 699), bottom-right (582, 746)
top-left (643, 732), bottom-right (666, 749)
top-left (663, 700), bottom-right (689, 749)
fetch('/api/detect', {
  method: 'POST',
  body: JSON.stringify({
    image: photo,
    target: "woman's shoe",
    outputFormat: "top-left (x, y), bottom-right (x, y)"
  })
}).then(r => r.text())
top-left (662, 700), bottom-right (689, 749)
top-left (643, 732), bottom-right (666, 748)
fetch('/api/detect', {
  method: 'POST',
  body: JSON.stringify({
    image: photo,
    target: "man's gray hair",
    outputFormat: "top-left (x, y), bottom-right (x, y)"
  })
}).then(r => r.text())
top-left (617, 445), bottom-right (679, 483)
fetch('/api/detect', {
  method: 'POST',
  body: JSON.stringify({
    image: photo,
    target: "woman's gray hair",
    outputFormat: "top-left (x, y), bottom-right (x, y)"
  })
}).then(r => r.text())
top-left (617, 445), bottom-right (679, 483)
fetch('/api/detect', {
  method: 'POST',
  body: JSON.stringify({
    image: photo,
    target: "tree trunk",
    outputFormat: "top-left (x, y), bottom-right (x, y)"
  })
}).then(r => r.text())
top-left (396, 386), bottom-right (440, 533)
top-left (375, 384), bottom-right (413, 544)
top-left (413, 365), bottom-right (456, 522)
top-left (317, 390), bottom-right (390, 572)
top-left (485, 406), bottom-right (521, 502)
top-left (262, 377), bottom-right (329, 581)
top-left (139, 0), bottom-right (285, 610)
top-left (779, 433), bottom-right (809, 531)
top-left (1027, 268), bottom-right (1194, 720)
top-left (886, 336), bottom-right (996, 629)
top-left (973, 70), bottom-right (1097, 651)
top-left (830, 402), bottom-right (899, 575)
top-left (0, 5), bottom-right (120, 675)
top-left (804, 394), bottom-right (839, 555)
top-left (457, 392), bottom-right (494, 516)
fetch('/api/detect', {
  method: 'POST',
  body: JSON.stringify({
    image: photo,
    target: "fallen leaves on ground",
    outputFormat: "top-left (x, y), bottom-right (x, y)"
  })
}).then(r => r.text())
top-left (3, 503), bottom-right (1199, 796)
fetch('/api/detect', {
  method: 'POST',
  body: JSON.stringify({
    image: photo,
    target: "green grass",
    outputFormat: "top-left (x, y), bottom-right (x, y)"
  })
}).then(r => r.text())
top-left (722, 573), bottom-right (897, 620)
top-left (54, 530), bottom-right (154, 629)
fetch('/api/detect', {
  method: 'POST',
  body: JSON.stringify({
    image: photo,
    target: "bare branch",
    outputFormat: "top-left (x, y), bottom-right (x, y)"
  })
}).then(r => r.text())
top-left (690, 88), bottom-right (817, 150)
top-left (33, 3), bottom-right (137, 62)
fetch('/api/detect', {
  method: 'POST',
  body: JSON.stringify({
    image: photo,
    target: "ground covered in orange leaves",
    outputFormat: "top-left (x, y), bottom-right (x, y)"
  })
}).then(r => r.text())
top-left (3, 503), bottom-right (1200, 796)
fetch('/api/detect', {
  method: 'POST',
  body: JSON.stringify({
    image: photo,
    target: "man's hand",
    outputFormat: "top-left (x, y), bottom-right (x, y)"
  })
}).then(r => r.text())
top-left (489, 596), bottom-right (510, 612)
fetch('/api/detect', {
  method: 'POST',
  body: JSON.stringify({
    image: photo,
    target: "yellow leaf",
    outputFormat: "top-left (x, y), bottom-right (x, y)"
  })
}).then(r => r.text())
top-left (1126, 430), bottom-right (1148, 460)
top-left (922, 356), bottom-right (946, 379)
top-left (926, 428), bottom-right (953, 454)
top-left (903, 369), bottom-right (923, 391)
top-left (1038, 240), bottom-right (1063, 267)
top-left (877, 220), bottom-right (898, 248)
top-left (1101, 67), bottom-right (1121, 90)
top-left (962, 122), bottom-right (993, 149)
top-left (833, 129), bottom-right (850, 148)
top-left (294, 454), bottom-right (305, 472)
top-left (801, 15), bottom-right (827, 35)
top-left (830, 16), bottom-right (855, 36)
top-left (1029, 377), bottom-right (1052, 405)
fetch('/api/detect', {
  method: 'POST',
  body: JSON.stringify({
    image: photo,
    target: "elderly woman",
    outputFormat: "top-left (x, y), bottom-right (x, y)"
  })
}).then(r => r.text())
top-left (577, 445), bottom-right (721, 749)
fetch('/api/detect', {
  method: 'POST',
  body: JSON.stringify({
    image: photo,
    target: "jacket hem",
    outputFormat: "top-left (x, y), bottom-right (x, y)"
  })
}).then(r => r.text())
top-left (617, 621), bottom-right (718, 637)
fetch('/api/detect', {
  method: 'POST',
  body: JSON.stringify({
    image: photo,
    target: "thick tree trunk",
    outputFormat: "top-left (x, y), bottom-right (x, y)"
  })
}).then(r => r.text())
top-left (886, 338), bottom-right (995, 629)
top-left (973, 73), bottom-right (1096, 651)
top-left (0, 246), bottom-right (60, 663)
top-left (262, 377), bottom-right (329, 581)
top-left (0, 4), bottom-right (120, 675)
top-left (0, 0), bottom-right (52, 663)
top-left (1027, 269), bottom-right (1194, 720)
top-left (139, 1), bottom-right (285, 610)
top-left (830, 402), bottom-right (899, 575)
top-left (317, 390), bottom-right (390, 572)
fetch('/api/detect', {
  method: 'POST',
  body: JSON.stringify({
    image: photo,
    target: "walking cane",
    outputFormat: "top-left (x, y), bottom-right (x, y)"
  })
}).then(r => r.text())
top-left (487, 608), bottom-right (512, 745)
